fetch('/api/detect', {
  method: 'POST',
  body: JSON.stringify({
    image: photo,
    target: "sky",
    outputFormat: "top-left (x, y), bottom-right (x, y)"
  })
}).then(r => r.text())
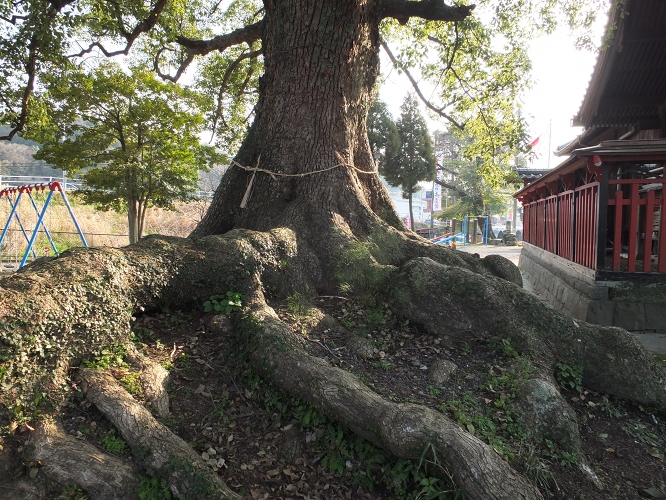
top-left (379, 26), bottom-right (604, 172)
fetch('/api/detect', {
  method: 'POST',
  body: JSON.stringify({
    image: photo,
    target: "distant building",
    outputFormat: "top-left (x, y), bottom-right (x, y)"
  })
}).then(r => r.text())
top-left (381, 177), bottom-right (427, 224)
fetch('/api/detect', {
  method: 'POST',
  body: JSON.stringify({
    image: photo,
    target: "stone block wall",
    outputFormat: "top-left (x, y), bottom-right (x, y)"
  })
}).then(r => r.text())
top-left (519, 243), bottom-right (666, 333)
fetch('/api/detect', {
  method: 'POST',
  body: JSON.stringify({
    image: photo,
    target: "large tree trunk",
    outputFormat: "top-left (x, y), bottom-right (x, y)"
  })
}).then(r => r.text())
top-left (192, 0), bottom-right (402, 255)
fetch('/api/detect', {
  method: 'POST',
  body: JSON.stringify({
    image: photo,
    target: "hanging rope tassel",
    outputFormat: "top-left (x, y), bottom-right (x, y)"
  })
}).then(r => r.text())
top-left (240, 155), bottom-right (261, 209)
top-left (240, 170), bottom-right (256, 209)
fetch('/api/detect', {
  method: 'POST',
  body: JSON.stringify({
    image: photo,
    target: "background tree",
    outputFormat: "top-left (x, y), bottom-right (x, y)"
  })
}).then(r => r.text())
top-left (382, 94), bottom-right (436, 229)
top-left (28, 63), bottom-right (213, 244)
top-left (433, 131), bottom-right (517, 222)
top-left (367, 98), bottom-right (400, 168)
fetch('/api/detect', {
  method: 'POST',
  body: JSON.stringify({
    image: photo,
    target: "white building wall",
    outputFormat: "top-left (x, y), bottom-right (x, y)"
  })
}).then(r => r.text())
top-left (380, 177), bottom-right (427, 224)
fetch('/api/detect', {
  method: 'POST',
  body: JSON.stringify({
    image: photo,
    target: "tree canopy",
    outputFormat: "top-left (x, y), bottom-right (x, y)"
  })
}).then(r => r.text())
top-left (1, 0), bottom-right (614, 175)
top-left (367, 98), bottom-right (400, 167)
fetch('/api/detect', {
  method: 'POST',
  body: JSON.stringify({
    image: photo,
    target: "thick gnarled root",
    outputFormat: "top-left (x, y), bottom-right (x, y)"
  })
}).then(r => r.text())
top-left (388, 257), bottom-right (666, 409)
top-left (78, 368), bottom-right (241, 500)
top-left (25, 420), bottom-right (141, 500)
top-left (235, 300), bottom-right (543, 500)
top-left (124, 345), bottom-right (171, 417)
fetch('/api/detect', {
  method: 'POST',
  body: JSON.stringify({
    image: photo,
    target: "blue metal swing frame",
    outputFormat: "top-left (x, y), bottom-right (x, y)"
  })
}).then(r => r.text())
top-left (0, 182), bottom-right (88, 268)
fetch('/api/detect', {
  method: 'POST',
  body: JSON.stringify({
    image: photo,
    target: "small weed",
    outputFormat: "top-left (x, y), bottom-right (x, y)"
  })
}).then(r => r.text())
top-left (101, 429), bottom-right (129, 455)
top-left (203, 291), bottom-right (246, 314)
top-left (138, 474), bottom-right (172, 499)
top-left (372, 360), bottom-right (395, 371)
top-left (164, 313), bottom-right (187, 329)
top-left (543, 439), bottom-right (578, 466)
top-left (82, 344), bottom-right (128, 369)
top-left (555, 363), bottom-right (583, 393)
top-left (522, 446), bottom-right (557, 492)
top-left (600, 396), bottom-right (622, 418)
top-left (57, 485), bottom-right (89, 500)
top-left (487, 338), bottom-right (518, 358)
top-left (621, 423), bottom-right (661, 447)
top-left (121, 372), bottom-right (143, 396)
top-left (366, 305), bottom-right (385, 326)
top-left (286, 291), bottom-right (310, 318)
top-left (133, 326), bottom-right (154, 342)
top-left (426, 385), bottom-right (442, 397)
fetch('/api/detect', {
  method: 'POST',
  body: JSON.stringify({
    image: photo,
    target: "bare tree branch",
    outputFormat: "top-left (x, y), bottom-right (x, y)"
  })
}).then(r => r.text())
top-left (0, 14), bottom-right (29, 24)
top-left (211, 49), bottom-right (262, 137)
top-left (153, 47), bottom-right (196, 83)
top-left (68, 0), bottom-right (168, 58)
top-left (381, 41), bottom-right (464, 130)
top-left (380, 0), bottom-right (474, 24)
top-left (174, 20), bottom-right (263, 57)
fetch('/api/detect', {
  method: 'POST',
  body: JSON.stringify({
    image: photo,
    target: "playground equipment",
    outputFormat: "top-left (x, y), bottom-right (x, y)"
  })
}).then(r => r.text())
top-left (431, 215), bottom-right (491, 246)
top-left (0, 181), bottom-right (88, 269)
top-left (433, 232), bottom-right (465, 246)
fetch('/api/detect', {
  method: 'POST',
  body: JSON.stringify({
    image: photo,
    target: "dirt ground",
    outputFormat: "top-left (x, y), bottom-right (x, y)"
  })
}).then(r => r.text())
top-left (6, 290), bottom-right (662, 500)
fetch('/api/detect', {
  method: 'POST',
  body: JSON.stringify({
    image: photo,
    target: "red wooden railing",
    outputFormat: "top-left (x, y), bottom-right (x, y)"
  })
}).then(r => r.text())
top-left (574, 183), bottom-right (598, 269)
top-left (556, 191), bottom-right (573, 260)
top-left (522, 177), bottom-right (666, 274)
top-left (544, 195), bottom-right (557, 253)
top-left (522, 181), bottom-right (599, 270)
top-left (608, 179), bottom-right (666, 273)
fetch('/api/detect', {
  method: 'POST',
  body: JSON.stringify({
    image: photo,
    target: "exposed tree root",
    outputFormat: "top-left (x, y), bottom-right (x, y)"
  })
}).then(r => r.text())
top-left (125, 344), bottom-right (171, 417)
top-left (235, 298), bottom-right (544, 500)
top-left (78, 368), bottom-right (241, 500)
top-left (25, 420), bottom-right (141, 500)
top-left (388, 257), bottom-right (666, 408)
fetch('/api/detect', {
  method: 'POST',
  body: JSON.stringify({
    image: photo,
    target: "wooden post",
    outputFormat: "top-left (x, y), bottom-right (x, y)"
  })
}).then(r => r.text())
top-left (596, 166), bottom-right (609, 272)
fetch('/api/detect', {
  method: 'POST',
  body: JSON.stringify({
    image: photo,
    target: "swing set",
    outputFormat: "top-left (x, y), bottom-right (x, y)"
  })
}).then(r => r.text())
top-left (0, 181), bottom-right (88, 269)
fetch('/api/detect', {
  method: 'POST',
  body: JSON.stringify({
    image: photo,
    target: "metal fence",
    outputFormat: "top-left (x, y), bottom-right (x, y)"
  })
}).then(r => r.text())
top-left (0, 175), bottom-right (215, 199)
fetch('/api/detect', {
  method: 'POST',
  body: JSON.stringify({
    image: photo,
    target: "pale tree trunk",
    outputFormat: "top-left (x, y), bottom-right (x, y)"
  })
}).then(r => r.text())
top-left (408, 190), bottom-right (415, 230)
top-left (127, 197), bottom-right (139, 244)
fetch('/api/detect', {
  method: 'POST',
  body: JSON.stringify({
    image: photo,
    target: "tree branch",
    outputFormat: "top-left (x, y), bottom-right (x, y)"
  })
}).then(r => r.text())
top-left (211, 49), bottom-right (262, 136)
top-left (175, 20), bottom-right (263, 57)
top-left (68, 0), bottom-right (169, 58)
top-left (434, 178), bottom-right (468, 199)
top-left (154, 21), bottom-right (263, 82)
top-left (153, 47), bottom-right (196, 83)
top-left (380, 0), bottom-right (474, 24)
top-left (381, 41), bottom-right (464, 130)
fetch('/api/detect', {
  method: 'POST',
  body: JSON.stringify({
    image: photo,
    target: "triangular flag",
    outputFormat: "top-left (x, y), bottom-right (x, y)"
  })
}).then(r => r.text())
top-left (530, 136), bottom-right (540, 148)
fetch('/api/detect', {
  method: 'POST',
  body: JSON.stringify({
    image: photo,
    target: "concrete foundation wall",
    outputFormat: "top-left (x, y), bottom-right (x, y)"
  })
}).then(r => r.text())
top-left (519, 243), bottom-right (666, 332)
